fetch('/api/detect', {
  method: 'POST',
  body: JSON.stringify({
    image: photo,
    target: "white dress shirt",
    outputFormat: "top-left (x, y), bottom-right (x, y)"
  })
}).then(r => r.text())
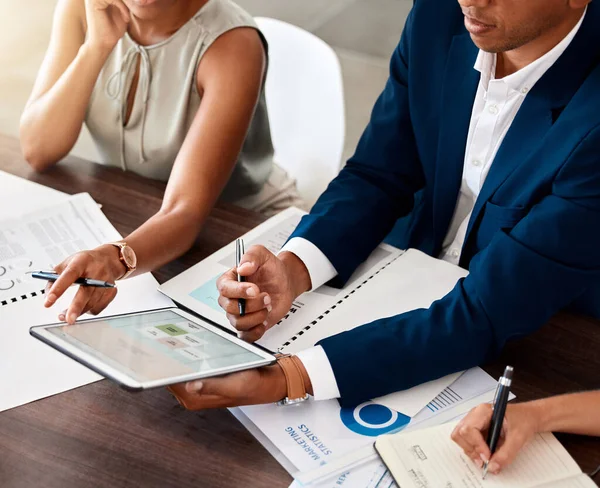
top-left (283, 12), bottom-right (585, 401)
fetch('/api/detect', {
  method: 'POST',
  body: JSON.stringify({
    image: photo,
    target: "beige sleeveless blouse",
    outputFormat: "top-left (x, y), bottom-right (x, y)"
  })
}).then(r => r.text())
top-left (85, 0), bottom-right (274, 201)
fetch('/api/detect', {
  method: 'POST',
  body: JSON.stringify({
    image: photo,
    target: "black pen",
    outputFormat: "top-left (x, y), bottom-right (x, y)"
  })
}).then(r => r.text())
top-left (236, 238), bottom-right (246, 316)
top-left (30, 271), bottom-right (116, 288)
top-left (483, 365), bottom-right (514, 479)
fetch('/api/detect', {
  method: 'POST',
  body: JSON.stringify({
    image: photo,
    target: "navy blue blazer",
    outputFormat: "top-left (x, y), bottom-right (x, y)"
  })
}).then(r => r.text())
top-left (289, 0), bottom-right (600, 407)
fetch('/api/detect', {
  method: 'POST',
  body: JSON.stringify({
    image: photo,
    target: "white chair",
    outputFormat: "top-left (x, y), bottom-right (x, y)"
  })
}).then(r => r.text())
top-left (256, 17), bottom-right (346, 206)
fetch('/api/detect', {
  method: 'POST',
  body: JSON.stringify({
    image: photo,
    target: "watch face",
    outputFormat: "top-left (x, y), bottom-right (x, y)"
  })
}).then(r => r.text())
top-left (121, 245), bottom-right (137, 269)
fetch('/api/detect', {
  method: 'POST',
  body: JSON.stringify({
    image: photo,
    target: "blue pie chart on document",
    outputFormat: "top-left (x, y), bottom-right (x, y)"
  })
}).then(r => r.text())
top-left (340, 402), bottom-right (410, 437)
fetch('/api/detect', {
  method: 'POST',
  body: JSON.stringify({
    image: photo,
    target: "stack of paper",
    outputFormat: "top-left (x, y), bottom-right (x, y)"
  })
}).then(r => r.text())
top-left (0, 171), bottom-right (173, 412)
top-left (155, 203), bottom-right (504, 485)
top-left (230, 366), bottom-right (503, 485)
top-left (287, 368), bottom-right (516, 487)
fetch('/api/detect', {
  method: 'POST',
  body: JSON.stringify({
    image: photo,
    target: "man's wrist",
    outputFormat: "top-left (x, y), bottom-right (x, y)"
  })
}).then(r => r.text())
top-left (266, 355), bottom-right (314, 404)
top-left (279, 251), bottom-right (312, 297)
top-left (260, 364), bottom-right (289, 403)
top-left (294, 355), bottom-right (314, 396)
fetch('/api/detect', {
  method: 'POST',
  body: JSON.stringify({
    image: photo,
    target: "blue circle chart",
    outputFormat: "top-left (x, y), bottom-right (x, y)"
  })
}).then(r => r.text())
top-left (340, 402), bottom-right (411, 437)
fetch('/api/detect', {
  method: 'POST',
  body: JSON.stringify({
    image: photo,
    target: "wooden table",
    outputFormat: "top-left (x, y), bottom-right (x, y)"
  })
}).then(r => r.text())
top-left (0, 134), bottom-right (599, 487)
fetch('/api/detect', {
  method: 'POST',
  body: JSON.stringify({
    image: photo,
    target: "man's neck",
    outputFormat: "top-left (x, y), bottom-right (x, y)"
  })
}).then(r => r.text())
top-left (496, 9), bottom-right (585, 79)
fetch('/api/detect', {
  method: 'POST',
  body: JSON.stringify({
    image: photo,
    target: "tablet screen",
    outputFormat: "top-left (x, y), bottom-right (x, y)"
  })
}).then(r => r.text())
top-left (44, 309), bottom-right (268, 384)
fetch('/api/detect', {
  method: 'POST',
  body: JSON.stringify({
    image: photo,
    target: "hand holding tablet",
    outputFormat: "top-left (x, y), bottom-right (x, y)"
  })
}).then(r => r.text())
top-left (30, 309), bottom-right (276, 391)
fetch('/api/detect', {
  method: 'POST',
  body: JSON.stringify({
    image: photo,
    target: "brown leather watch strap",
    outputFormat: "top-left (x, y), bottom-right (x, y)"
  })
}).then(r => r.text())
top-left (277, 355), bottom-right (308, 402)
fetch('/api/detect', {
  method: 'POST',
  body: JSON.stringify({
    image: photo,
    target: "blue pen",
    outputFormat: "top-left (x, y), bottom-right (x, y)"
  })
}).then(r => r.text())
top-left (30, 271), bottom-right (116, 288)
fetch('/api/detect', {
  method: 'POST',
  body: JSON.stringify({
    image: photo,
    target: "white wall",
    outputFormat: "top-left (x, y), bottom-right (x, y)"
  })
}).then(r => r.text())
top-left (0, 0), bottom-right (100, 161)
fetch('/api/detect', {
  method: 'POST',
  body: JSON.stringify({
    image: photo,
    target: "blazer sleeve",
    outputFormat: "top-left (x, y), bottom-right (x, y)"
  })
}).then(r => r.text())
top-left (288, 10), bottom-right (426, 287)
top-left (318, 125), bottom-right (600, 408)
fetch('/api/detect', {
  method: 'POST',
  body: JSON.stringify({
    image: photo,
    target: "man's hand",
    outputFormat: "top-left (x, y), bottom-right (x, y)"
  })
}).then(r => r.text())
top-left (451, 403), bottom-right (541, 475)
top-left (217, 245), bottom-right (311, 342)
top-left (168, 364), bottom-right (288, 410)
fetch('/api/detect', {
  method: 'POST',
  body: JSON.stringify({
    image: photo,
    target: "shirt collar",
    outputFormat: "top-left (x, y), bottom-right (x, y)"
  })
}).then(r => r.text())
top-left (474, 7), bottom-right (587, 95)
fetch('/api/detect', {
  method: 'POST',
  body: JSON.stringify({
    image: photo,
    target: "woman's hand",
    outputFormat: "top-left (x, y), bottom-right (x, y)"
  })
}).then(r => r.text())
top-left (44, 244), bottom-right (125, 324)
top-left (451, 403), bottom-right (541, 475)
top-left (84, 0), bottom-right (131, 53)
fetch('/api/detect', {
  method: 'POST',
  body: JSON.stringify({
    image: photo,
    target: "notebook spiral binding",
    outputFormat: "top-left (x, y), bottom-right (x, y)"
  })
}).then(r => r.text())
top-left (1, 288), bottom-right (46, 307)
top-left (278, 254), bottom-right (403, 351)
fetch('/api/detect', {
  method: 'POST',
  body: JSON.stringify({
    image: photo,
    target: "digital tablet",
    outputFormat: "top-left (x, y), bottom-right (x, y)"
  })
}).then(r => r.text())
top-left (30, 308), bottom-right (277, 391)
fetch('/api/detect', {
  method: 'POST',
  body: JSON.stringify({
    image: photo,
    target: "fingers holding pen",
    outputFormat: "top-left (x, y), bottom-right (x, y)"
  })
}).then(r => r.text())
top-left (218, 292), bottom-right (271, 316)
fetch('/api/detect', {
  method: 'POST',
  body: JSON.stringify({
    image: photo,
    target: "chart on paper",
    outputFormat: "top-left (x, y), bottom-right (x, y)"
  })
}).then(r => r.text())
top-left (216, 213), bottom-right (303, 268)
top-left (0, 194), bottom-right (117, 305)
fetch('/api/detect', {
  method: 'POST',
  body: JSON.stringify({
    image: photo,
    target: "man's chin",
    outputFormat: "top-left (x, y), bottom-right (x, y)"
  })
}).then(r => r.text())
top-left (469, 35), bottom-right (504, 54)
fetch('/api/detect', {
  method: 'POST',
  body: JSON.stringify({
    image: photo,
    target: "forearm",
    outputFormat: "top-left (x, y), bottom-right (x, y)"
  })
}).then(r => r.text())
top-left (121, 207), bottom-right (206, 276)
top-left (527, 391), bottom-right (600, 436)
top-left (20, 43), bottom-right (110, 170)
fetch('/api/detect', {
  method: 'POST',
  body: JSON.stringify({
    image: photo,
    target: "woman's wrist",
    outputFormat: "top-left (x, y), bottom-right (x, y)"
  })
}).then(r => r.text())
top-left (96, 244), bottom-right (127, 280)
top-left (80, 40), bottom-right (115, 64)
top-left (517, 399), bottom-right (553, 433)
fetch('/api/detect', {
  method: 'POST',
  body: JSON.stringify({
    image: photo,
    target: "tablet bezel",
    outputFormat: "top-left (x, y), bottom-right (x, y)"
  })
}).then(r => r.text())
top-left (30, 307), bottom-right (277, 391)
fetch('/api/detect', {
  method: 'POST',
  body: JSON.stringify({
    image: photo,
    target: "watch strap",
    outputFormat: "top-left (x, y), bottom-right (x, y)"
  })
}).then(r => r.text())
top-left (108, 241), bottom-right (135, 280)
top-left (276, 355), bottom-right (309, 405)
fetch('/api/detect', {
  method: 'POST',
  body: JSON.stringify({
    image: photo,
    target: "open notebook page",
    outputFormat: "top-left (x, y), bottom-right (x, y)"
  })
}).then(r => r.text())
top-left (376, 421), bottom-right (585, 488)
top-left (536, 475), bottom-right (596, 488)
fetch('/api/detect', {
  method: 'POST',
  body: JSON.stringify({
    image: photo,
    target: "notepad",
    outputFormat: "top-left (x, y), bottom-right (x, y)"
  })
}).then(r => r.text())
top-left (375, 421), bottom-right (596, 488)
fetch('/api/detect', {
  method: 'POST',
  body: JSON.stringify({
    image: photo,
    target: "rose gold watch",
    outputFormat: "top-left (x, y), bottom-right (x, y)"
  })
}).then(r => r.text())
top-left (109, 241), bottom-right (137, 280)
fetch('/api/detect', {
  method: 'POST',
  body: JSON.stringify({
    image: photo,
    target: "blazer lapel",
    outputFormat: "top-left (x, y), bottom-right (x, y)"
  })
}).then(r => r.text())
top-left (462, 5), bottom-right (600, 252)
top-left (432, 33), bottom-right (479, 251)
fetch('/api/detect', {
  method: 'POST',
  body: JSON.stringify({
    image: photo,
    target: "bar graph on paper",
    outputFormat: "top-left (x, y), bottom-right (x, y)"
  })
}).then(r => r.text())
top-left (425, 386), bottom-right (463, 413)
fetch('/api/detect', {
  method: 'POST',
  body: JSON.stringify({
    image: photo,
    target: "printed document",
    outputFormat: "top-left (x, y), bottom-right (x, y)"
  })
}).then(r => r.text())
top-left (235, 367), bottom-right (500, 474)
top-left (0, 185), bottom-right (172, 412)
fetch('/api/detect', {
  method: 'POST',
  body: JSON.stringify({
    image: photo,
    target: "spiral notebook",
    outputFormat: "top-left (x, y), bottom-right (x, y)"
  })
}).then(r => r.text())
top-left (158, 207), bottom-right (469, 355)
